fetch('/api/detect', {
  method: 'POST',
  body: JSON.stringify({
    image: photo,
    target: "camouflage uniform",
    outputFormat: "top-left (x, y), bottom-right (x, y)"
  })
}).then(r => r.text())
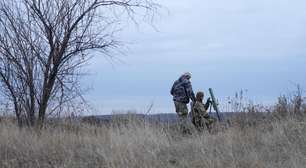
top-left (170, 76), bottom-right (195, 105)
top-left (171, 75), bottom-right (195, 115)
top-left (192, 101), bottom-right (214, 132)
top-left (171, 74), bottom-right (195, 133)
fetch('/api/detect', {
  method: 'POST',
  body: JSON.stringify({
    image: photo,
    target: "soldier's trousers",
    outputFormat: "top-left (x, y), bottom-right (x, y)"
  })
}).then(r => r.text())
top-left (174, 101), bottom-right (189, 132)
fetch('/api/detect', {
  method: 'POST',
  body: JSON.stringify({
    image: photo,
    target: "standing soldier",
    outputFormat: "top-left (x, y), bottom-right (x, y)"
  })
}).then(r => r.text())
top-left (192, 91), bottom-right (215, 132)
top-left (170, 72), bottom-right (196, 133)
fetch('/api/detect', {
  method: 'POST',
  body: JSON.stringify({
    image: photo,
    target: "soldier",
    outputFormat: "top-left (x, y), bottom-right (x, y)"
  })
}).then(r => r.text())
top-left (170, 72), bottom-right (196, 133)
top-left (192, 91), bottom-right (215, 132)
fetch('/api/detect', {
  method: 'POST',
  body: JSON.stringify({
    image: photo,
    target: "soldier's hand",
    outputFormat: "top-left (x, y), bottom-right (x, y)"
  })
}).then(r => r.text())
top-left (207, 118), bottom-right (214, 124)
top-left (207, 98), bottom-right (212, 104)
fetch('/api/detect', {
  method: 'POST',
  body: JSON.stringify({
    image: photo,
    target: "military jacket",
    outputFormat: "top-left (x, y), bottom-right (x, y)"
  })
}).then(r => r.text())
top-left (192, 101), bottom-right (210, 119)
top-left (170, 76), bottom-right (195, 103)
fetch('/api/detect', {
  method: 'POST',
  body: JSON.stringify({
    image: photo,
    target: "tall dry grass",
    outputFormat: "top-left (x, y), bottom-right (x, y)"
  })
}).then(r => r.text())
top-left (0, 111), bottom-right (306, 168)
top-left (0, 90), bottom-right (305, 168)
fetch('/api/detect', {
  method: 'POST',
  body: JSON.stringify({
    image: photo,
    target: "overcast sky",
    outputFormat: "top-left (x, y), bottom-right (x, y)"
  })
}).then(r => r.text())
top-left (82, 0), bottom-right (306, 115)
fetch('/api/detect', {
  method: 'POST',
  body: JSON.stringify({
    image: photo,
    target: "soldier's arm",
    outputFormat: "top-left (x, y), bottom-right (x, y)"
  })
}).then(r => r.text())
top-left (170, 81), bottom-right (176, 95)
top-left (204, 98), bottom-right (211, 110)
top-left (193, 103), bottom-right (201, 116)
top-left (195, 103), bottom-right (206, 117)
top-left (197, 103), bottom-right (210, 119)
top-left (185, 81), bottom-right (196, 102)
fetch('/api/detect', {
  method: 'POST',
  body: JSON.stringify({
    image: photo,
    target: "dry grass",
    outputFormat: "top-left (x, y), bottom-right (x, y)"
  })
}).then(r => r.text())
top-left (0, 112), bottom-right (306, 168)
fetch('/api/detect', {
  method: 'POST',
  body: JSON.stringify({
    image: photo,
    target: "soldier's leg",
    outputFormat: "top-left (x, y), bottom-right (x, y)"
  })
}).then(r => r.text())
top-left (174, 102), bottom-right (189, 133)
top-left (174, 102), bottom-right (188, 117)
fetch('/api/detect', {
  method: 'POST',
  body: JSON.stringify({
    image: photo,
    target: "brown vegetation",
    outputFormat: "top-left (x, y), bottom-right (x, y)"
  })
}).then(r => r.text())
top-left (0, 92), bottom-right (305, 168)
top-left (0, 110), bottom-right (305, 168)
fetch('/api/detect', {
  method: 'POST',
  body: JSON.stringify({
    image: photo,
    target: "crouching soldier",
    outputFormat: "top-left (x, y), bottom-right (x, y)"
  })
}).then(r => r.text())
top-left (192, 91), bottom-right (215, 132)
top-left (171, 72), bottom-right (196, 133)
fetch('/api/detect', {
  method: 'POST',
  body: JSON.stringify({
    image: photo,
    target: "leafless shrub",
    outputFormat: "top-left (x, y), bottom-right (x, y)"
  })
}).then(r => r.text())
top-left (226, 87), bottom-right (306, 129)
top-left (274, 85), bottom-right (306, 120)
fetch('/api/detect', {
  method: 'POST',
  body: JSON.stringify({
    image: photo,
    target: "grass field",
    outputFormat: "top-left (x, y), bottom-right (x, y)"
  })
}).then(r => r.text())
top-left (0, 109), bottom-right (306, 168)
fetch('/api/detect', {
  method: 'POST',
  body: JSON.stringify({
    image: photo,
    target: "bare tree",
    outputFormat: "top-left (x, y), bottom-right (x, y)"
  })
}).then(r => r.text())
top-left (0, 0), bottom-right (158, 127)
